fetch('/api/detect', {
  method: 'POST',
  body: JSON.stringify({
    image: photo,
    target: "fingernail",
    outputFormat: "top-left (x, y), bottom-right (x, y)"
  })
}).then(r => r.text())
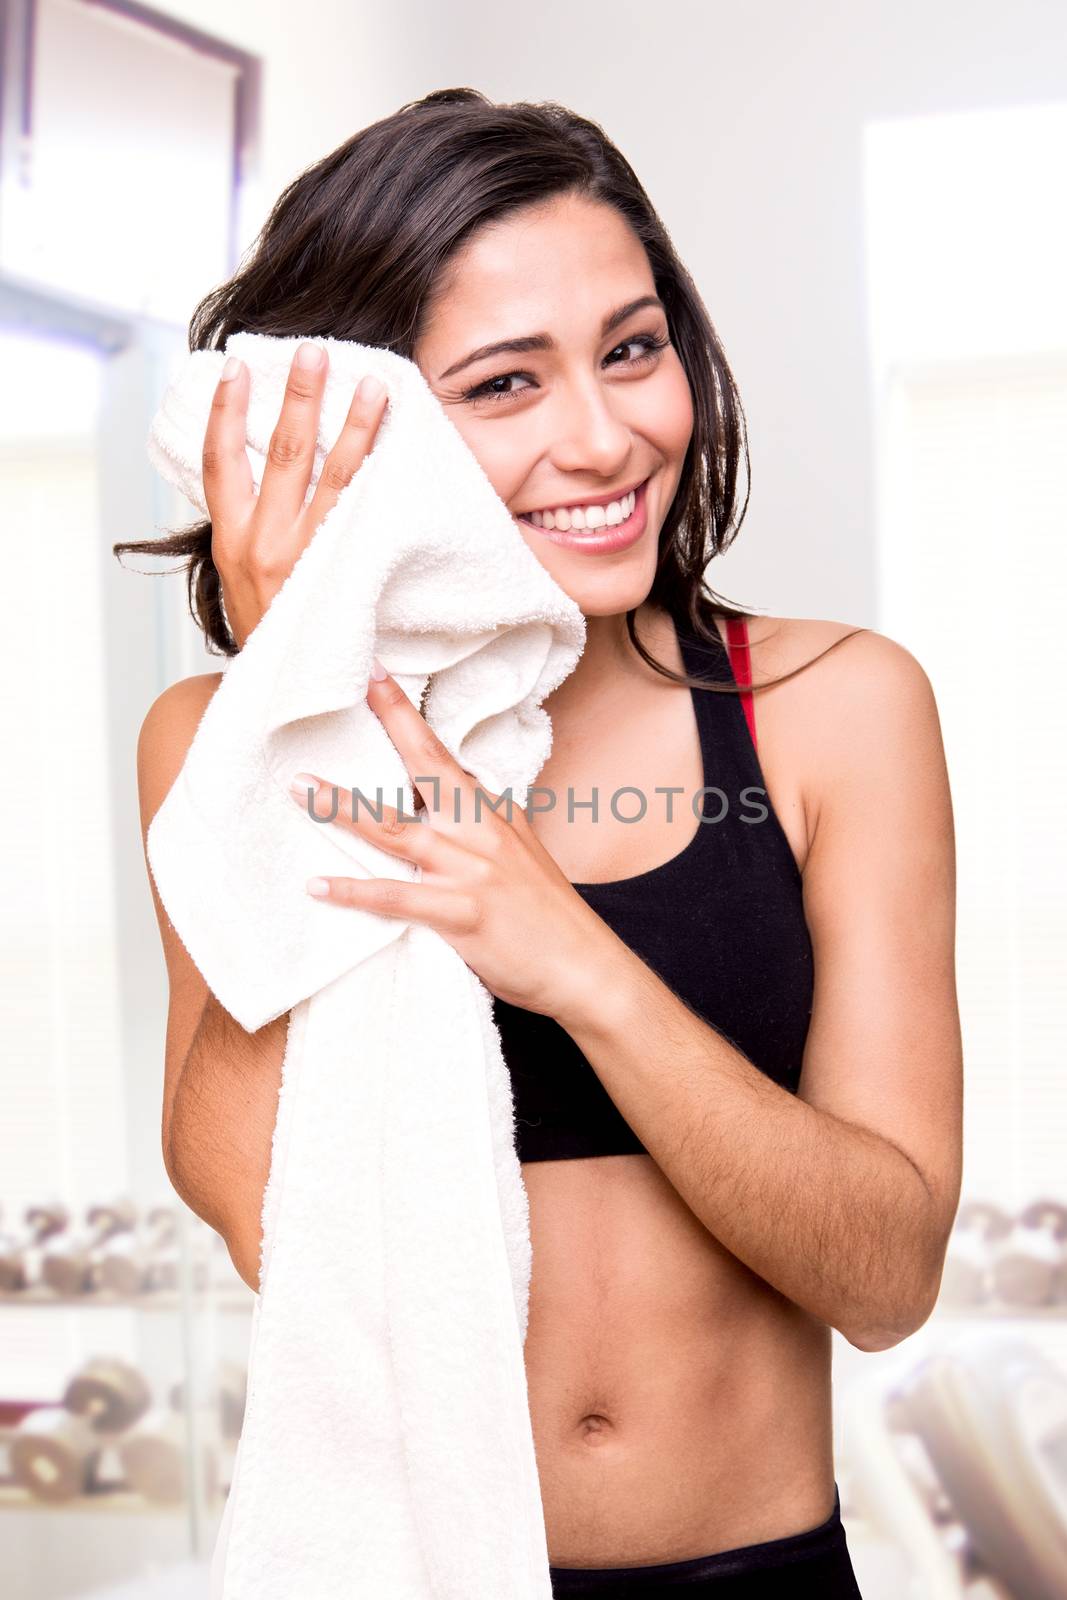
top-left (289, 771), bottom-right (319, 799)
top-left (296, 341), bottom-right (323, 369)
top-left (358, 374), bottom-right (384, 403)
top-left (221, 356), bottom-right (242, 382)
top-left (370, 656), bottom-right (388, 680)
top-left (306, 877), bottom-right (331, 897)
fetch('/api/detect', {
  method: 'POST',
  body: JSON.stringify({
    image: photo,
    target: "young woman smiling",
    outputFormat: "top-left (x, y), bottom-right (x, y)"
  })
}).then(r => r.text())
top-left (122, 89), bottom-right (962, 1597)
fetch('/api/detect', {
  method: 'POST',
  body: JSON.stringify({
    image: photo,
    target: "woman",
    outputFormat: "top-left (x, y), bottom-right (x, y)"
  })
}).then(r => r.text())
top-left (123, 88), bottom-right (963, 1596)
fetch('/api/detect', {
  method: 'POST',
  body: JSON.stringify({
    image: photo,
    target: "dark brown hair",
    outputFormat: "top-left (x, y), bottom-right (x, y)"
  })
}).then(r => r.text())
top-left (114, 87), bottom-right (862, 694)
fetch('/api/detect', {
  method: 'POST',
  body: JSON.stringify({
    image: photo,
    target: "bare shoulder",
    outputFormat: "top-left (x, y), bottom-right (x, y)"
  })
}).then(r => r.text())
top-left (137, 672), bottom-right (225, 837)
top-left (735, 614), bottom-right (944, 865)
top-left (744, 612), bottom-right (933, 704)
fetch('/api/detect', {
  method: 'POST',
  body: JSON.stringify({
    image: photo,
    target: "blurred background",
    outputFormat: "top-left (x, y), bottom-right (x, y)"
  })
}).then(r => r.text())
top-left (1, 1), bottom-right (1065, 1595)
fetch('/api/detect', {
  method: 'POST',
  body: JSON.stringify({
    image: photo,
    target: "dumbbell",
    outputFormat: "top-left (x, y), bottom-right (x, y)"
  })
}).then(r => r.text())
top-left (940, 1201), bottom-right (1012, 1308)
top-left (97, 1204), bottom-right (181, 1295)
top-left (63, 1356), bottom-right (152, 1435)
top-left (142, 1205), bottom-right (183, 1292)
top-left (146, 1206), bottom-right (213, 1294)
top-left (9, 1407), bottom-right (102, 1502)
top-left (991, 1199), bottom-right (1067, 1309)
top-left (0, 1201), bottom-right (70, 1293)
top-left (41, 1197), bottom-right (137, 1295)
top-left (117, 1406), bottom-right (220, 1505)
top-left (169, 1359), bottom-right (247, 1441)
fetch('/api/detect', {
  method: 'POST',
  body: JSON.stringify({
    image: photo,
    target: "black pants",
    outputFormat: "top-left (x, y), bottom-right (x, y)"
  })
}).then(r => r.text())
top-left (548, 1485), bottom-right (863, 1597)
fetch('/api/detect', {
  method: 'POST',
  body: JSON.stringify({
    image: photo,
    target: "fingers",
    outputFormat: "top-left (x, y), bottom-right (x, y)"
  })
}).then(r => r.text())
top-left (305, 373), bottom-right (389, 533)
top-left (364, 668), bottom-right (511, 851)
top-left (290, 775), bottom-right (478, 878)
top-left (290, 776), bottom-right (431, 865)
top-left (256, 341), bottom-right (329, 531)
top-left (203, 343), bottom-right (391, 652)
top-left (306, 872), bottom-right (480, 935)
top-left (291, 773), bottom-right (482, 932)
top-left (202, 356), bottom-right (255, 536)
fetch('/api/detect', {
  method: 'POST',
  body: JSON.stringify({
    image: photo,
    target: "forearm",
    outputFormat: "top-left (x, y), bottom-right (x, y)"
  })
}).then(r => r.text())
top-left (167, 993), bottom-right (288, 1261)
top-left (556, 937), bottom-right (939, 1351)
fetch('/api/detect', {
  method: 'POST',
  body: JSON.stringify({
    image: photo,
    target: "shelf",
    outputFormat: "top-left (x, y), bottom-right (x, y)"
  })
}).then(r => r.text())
top-left (0, 1289), bottom-right (253, 1314)
top-left (0, 1484), bottom-right (229, 1515)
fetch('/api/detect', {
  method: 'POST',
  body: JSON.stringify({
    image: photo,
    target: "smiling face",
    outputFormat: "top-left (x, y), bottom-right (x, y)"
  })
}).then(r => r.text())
top-left (414, 191), bottom-right (695, 619)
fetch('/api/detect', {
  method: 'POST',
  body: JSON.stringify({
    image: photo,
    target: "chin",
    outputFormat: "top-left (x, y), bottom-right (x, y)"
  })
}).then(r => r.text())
top-left (536, 550), bottom-right (659, 621)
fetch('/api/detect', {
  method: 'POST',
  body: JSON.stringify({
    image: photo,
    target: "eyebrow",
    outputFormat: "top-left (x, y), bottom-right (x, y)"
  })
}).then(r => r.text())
top-left (436, 294), bottom-right (667, 382)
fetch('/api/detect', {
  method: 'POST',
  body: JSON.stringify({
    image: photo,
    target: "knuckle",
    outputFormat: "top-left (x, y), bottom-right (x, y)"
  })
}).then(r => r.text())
top-left (474, 824), bottom-right (504, 861)
top-left (284, 374), bottom-right (319, 405)
top-left (320, 457), bottom-right (356, 495)
top-left (378, 809), bottom-right (409, 843)
top-left (245, 535), bottom-right (288, 583)
top-left (267, 429), bottom-right (308, 468)
top-left (417, 728), bottom-right (450, 767)
top-left (349, 400), bottom-right (377, 431)
top-left (373, 877), bottom-right (405, 912)
top-left (252, 553), bottom-right (288, 585)
top-left (210, 537), bottom-right (235, 579)
top-left (470, 853), bottom-right (498, 886)
top-left (209, 382), bottom-right (238, 415)
top-left (376, 678), bottom-right (410, 714)
top-left (458, 894), bottom-right (483, 932)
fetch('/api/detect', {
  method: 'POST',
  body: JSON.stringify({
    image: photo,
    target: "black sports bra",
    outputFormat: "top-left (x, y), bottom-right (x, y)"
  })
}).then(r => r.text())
top-left (491, 615), bottom-right (814, 1163)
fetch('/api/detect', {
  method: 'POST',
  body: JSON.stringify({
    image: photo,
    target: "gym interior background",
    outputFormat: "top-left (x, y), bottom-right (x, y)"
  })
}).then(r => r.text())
top-left (1, 1), bottom-right (1064, 1596)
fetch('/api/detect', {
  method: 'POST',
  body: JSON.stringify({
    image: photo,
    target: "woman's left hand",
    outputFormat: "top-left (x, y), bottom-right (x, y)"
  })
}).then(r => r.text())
top-left (288, 660), bottom-right (619, 1028)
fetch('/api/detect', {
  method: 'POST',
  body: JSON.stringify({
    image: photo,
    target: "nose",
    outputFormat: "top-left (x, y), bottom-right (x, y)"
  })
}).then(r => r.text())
top-left (546, 374), bottom-right (633, 481)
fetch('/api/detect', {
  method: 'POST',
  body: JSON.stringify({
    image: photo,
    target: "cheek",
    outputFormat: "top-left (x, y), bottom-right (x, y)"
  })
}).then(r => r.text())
top-left (649, 357), bottom-right (695, 465)
top-left (442, 411), bottom-right (533, 507)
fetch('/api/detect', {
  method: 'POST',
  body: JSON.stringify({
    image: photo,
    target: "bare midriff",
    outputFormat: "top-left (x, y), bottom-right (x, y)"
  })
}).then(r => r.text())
top-left (521, 607), bottom-right (837, 1568)
top-left (520, 1152), bottom-right (836, 1568)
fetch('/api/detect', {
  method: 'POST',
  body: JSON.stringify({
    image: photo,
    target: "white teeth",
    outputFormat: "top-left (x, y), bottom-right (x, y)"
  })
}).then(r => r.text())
top-left (522, 486), bottom-right (639, 530)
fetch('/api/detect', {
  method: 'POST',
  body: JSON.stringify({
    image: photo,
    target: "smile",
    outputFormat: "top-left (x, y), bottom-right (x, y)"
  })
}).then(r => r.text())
top-left (517, 483), bottom-right (639, 532)
top-left (514, 477), bottom-right (651, 556)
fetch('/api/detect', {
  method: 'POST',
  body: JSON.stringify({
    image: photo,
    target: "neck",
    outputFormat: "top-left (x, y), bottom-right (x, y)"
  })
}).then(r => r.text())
top-left (544, 600), bottom-right (678, 717)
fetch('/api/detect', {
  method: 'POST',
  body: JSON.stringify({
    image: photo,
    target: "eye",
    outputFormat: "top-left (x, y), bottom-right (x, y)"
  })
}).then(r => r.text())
top-left (459, 329), bottom-right (671, 407)
top-left (604, 332), bottom-right (671, 367)
top-left (461, 369), bottom-right (536, 404)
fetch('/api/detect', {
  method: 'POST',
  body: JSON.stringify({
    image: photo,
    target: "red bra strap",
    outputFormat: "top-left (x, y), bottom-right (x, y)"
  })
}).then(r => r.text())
top-left (724, 617), bottom-right (757, 751)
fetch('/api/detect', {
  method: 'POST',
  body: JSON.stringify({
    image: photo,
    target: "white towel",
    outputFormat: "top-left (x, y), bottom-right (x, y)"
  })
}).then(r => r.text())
top-left (145, 331), bottom-right (586, 1599)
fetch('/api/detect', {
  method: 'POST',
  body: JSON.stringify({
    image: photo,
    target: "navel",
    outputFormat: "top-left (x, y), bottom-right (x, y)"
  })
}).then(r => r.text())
top-left (575, 1412), bottom-right (615, 1444)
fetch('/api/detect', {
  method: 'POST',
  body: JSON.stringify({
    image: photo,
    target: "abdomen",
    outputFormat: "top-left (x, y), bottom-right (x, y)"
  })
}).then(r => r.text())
top-left (520, 1151), bottom-right (836, 1568)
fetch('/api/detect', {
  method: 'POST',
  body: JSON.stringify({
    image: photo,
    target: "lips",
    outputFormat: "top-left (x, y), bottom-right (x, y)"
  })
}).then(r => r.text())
top-left (516, 476), bottom-right (651, 556)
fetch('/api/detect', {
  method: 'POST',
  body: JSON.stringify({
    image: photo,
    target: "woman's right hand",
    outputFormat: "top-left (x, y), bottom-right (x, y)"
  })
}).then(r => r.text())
top-left (202, 340), bottom-right (389, 650)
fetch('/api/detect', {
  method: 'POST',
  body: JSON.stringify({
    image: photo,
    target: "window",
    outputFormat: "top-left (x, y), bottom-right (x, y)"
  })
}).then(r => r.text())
top-left (863, 103), bottom-right (1067, 1204)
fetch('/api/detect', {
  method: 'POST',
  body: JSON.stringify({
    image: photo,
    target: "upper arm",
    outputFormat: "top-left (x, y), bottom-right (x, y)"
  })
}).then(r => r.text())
top-left (795, 631), bottom-right (964, 1277)
top-left (137, 672), bottom-right (224, 1165)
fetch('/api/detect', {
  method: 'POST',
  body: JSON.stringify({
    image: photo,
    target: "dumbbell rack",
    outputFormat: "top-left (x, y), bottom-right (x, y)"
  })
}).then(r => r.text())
top-left (831, 1195), bottom-right (1067, 1600)
top-left (0, 1199), bottom-right (255, 1598)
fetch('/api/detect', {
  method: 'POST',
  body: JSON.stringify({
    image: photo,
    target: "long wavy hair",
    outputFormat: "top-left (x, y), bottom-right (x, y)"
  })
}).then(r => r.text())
top-left (114, 86), bottom-right (861, 695)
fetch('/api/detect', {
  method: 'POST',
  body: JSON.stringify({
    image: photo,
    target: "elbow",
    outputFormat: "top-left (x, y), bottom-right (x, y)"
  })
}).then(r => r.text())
top-left (842, 1275), bottom-right (941, 1354)
top-left (842, 1200), bottom-right (952, 1353)
top-left (844, 1320), bottom-right (918, 1355)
